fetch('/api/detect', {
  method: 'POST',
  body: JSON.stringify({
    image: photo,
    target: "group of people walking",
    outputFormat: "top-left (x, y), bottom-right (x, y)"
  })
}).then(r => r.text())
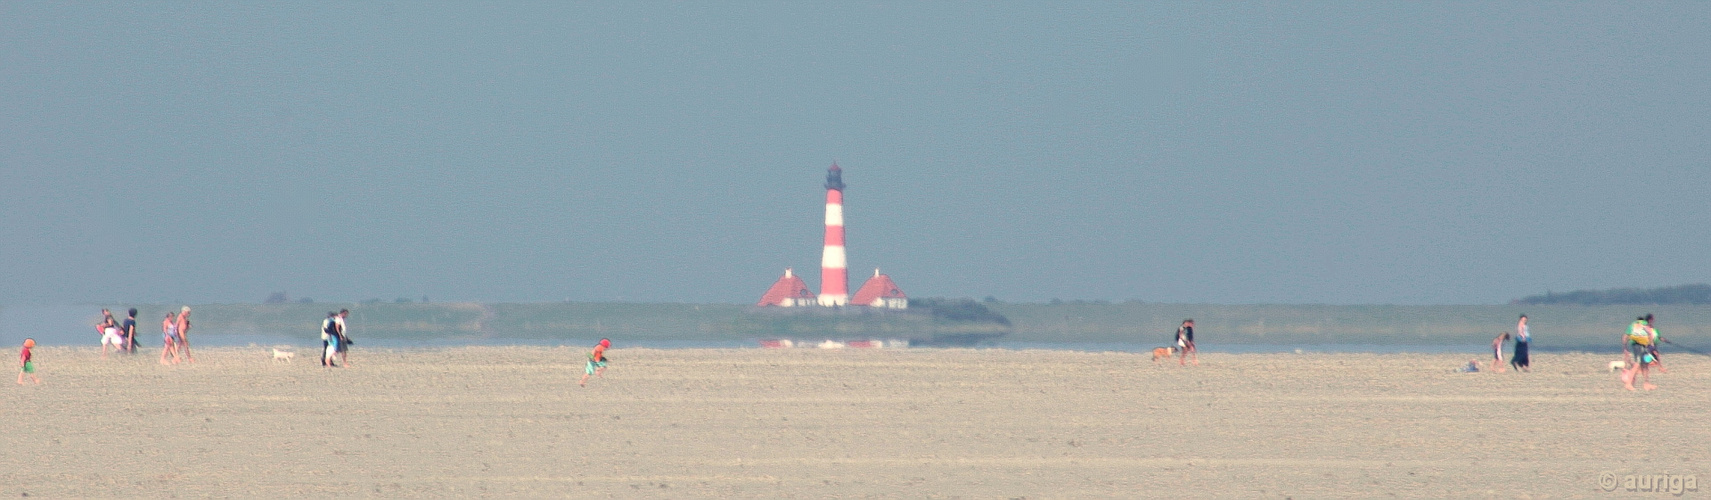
top-left (1487, 315), bottom-right (1532, 373)
top-left (93, 307), bottom-right (193, 364)
top-left (1173, 319), bottom-right (1198, 366)
top-left (320, 309), bottom-right (352, 367)
top-left (1482, 313), bottom-right (1674, 390)
top-left (88, 306), bottom-right (356, 367)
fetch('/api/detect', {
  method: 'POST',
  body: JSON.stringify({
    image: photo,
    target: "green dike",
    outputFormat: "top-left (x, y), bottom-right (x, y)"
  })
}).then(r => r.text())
top-left (125, 302), bottom-right (1711, 348)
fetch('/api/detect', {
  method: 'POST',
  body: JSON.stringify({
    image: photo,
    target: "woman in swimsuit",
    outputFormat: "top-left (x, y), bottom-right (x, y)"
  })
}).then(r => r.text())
top-left (160, 312), bottom-right (180, 365)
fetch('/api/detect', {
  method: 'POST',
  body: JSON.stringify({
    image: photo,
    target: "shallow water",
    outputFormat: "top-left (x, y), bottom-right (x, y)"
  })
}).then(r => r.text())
top-left (1, 304), bottom-right (1647, 355)
top-left (154, 335), bottom-right (1629, 356)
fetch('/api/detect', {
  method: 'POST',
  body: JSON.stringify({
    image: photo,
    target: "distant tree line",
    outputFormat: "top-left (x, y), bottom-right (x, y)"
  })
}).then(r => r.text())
top-left (909, 297), bottom-right (1012, 325)
top-left (1512, 284), bottom-right (1711, 305)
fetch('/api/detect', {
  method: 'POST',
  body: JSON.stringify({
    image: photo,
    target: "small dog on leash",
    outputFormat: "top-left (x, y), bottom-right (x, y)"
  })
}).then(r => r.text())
top-left (272, 348), bottom-right (296, 363)
top-left (1152, 346), bottom-right (1177, 362)
top-left (1608, 360), bottom-right (1627, 372)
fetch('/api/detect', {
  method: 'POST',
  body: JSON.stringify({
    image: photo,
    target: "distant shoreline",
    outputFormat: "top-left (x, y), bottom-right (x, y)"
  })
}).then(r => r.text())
top-left (7, 302), bottom-right (1709, 351)
top-left (33, 334), bottom-right (1657, 356)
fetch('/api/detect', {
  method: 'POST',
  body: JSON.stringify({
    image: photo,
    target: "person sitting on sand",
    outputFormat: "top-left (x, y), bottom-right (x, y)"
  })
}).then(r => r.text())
top-left (1457, 359), bottom-right (1480, 372)
top-left (580, 338), bottom-right (611, 387)
top-left (160, 312), bottom-right (180, 365)
top-left (1622, 316), bottom-right (1657, 390)
top-left (1490, 332), bottom-right (1510, 373)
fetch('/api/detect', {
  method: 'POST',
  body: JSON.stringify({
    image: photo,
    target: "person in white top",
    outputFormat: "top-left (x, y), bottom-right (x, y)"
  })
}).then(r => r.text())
top-left (334, 309), bottom-right (352, 367)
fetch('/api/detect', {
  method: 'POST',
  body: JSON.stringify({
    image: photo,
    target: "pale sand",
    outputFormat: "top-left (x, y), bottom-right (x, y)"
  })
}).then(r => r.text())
top-left (2, 347), bottom-right (1706, 498)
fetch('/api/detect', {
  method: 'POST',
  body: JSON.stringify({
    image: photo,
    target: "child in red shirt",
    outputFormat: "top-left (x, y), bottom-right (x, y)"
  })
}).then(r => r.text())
top-left (18, 338), bottom-right (40, 385)
top-left (579, 338), bottom-right (611, 387)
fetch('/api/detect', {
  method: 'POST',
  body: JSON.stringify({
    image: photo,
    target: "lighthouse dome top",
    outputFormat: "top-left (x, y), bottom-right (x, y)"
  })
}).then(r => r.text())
top-left (825, 163), bottom-right (845, 191)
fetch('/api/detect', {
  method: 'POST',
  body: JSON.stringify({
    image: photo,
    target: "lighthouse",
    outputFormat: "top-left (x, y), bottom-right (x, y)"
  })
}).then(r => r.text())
top-left (818, 164), bottom-right (849, 306)
top-left (755, 163), bottom-right (907, 309)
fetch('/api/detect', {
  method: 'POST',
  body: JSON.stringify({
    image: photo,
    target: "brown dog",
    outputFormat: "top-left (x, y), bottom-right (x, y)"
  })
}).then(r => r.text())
top-left (1151, 346), bottom-right (1176, 362)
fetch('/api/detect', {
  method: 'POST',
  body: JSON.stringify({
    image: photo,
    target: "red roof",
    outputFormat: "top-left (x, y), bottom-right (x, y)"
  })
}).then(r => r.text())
top-left (757, 269), bottom-right (816, 306)
top-left (851, 270), bottom-right (906, 306)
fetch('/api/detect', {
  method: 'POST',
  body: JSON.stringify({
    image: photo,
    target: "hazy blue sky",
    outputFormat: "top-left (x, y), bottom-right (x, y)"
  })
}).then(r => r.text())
top-left (2, 2), bottom-right (1707, 305)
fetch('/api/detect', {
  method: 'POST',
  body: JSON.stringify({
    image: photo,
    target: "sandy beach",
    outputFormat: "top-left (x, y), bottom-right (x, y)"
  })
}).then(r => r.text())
top-left (2, 346), bottom-right (1705, 498)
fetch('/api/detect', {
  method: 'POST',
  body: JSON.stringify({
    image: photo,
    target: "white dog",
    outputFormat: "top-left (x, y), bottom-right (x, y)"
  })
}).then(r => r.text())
top-left (1607, 360), bottom-right (1627, 372)
top-left (272, 348), bottom-right (296, 363)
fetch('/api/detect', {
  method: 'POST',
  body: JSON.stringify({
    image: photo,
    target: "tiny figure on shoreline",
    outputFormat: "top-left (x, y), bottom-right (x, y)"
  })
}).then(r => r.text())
top-left (176, 306), bottom-right (194, 363)
top-left (1490, 332), bottom-right (1510, 373)
top-left (321, 312), bottom-right (340, 367)
top-left (335, 309), bottom-right (353, 367)
top-left (122, 308), bottom-right (140, 354)
top-left (18, 338), bottom-right (40, 385)
top-left (1644, 313), bottom-right (1666, 374)
top-left (96, 309), bottom-right (120, 358)
top-left (1511, 315), bottom-right (1531, 372)
top-left (1621, 316), bottom-right (1657, 391)
top-left (100, 316), bottom-right (125, 358)
top-left (95, 309), bottom-right (115, 337)
top-left (1175, 319), bottom-right (1198, 366)
top-left (160, 312), bottom-right (181, 365)
top-left (580, 338), bottom-right (611, 387)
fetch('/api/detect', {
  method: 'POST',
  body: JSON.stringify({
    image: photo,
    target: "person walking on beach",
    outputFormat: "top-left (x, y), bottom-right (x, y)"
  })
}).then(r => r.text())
top-left (18, 338), bottom-right (40, 385)
top-left (175, 306), bottom-right (194, 363)
top-left (95, 309), bottom-right (115, 337)
top-left (122, 308), bottom-right (140, 354)
top-left (1621, 316), bottom-right (1657, 391)
top-left (100, 313), bottom-right (126, 358)
top-left (1489, 332), bottom-right (1510, 373)
top-left (579, 338), bottom-right (611, 387)
top-left (96, 309), bottom-right (120, 357)
top-left (160, 312), bottom-right (181, 365)
top-left (334, 309), bottom-right (352, 367)
top-left (321, 312), bottom-right (340, 367)
top-left (1644, 313), bottom-right (1667, 374)
top-left (1511, 315), bottom-right (1531, 372)
top-left (1175, 319), bottom-right (1198, 366)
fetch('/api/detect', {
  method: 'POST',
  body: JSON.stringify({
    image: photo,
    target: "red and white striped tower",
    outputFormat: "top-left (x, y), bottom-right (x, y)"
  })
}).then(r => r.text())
top-left (818, 163), bottom-right (849, 306)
